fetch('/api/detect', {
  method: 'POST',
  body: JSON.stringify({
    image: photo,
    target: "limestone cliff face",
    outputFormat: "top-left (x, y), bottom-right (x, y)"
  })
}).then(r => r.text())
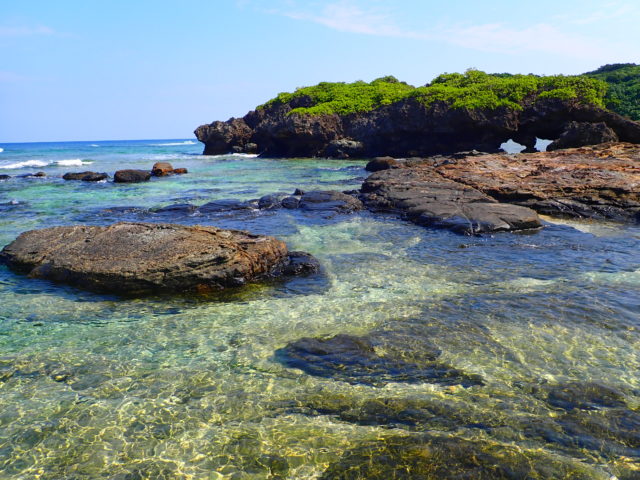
top-left (195, 96), bottom-right (640, 158)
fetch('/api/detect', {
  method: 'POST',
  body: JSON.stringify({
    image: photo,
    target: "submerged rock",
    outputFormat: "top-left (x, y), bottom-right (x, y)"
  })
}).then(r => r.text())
top-left (114, 169), bottom-right (151, 183)
top-left (0, 174), bottom-right (11, 181)
top-left (0, 222), bottom-right (319, 295)
top-left (546, 382), bottom-right (627, 411)
top-left (320, 435), bottom-right (610, 480)
top-left (275, 334), bottom-right (482, 387)
top-left (198, 198), bottom-right (258, 213)
top-left (298, 190), bottom-right (363, 214)
top-left (63, 171), bottom-right (108, 182)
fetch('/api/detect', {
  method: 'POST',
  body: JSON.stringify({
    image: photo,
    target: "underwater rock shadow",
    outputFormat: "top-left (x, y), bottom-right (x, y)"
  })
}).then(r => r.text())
top-left (274, 333), bottom-right (483, 388)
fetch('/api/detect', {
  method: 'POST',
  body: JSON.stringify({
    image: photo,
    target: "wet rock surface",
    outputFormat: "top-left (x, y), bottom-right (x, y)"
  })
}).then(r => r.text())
top-left (0, 222), bottom-right (318, 295)
top-left (361, 168), bottom-right (541, 234)
top-left (275, 334), bottom-right (483, 387)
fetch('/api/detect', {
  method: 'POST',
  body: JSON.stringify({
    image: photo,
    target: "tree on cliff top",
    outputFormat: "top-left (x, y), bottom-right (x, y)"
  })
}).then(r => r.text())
top-left (585, 63), bottom-right (640, 120)
top-left (259, 70), bottom-right (608, 116)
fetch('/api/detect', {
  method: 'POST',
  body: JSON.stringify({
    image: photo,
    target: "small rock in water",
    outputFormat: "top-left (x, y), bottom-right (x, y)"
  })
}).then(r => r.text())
top-left (0, 175), bottom-right (11, 181)
top-left (151, 162), bottom-right (174, 176)
top-left (114, 169), bottom-right (151, 183)
top-left (63, 171), bottom-right (108, 182)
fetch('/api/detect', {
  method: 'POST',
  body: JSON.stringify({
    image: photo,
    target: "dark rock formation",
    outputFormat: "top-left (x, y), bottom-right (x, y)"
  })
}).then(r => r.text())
top-left (198, 199), bottom-right (257, 213)
top-left (195, 96), bottom-right (640, 158)
top-left (432, 142), bottom-right (640, 221)
top-left (361, 168), bottom-right (541, 234)
top-left (365, 156), bottom-right (399, 172)
top-left (0, 222), bottom-right (318, 295)
top-left (152, 203), bottom-right (198, 216)
top-left (298, 190), bottom-right (363, 214)
top-left (548, 121), bottom-right (618, 151)
top-left (63, 171), bottom-right (108, 182)
top-left (275, 334), bottom-right (483, 387)
top-left (0, 174), bottom-right (11, 180)
top-left (114, 169), bottom-right (151, 183)
top-left (172, 168), bottom-right (188, 174)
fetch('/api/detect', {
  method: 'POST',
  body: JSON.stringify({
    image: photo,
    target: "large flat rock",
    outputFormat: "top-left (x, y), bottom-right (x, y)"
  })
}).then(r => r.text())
top-left (361, 168), bottom-right (541, 235)
top-left (0, 222), bottom-right (318, 294)
top-left (434, 142), bottom-right (640, 221)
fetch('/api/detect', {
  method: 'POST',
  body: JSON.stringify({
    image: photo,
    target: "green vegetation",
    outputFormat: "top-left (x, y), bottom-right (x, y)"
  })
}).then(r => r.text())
top-left (259, 70), bottom-right (608, 116)
top-left (585, 63), bottom-right (640, 120)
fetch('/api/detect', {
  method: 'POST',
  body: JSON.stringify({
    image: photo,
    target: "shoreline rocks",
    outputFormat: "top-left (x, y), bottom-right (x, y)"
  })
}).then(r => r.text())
top-left (361, 168), bottom-right (542, 234)
top-left (0, 222), bottom-right (320, 295)
top-left (360, 142), bottom-right (640, 229)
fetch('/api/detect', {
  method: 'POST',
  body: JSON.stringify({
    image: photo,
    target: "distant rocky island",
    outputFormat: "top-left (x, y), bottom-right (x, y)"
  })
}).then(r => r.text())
top-left (195, 64), bottom-right (640, 158)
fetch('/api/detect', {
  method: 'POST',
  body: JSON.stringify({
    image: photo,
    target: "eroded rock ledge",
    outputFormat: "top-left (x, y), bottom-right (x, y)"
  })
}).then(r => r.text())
top-left (0, 222), bottom-right (319, 295)
top-left (359, 142), bottom-right (640, 232)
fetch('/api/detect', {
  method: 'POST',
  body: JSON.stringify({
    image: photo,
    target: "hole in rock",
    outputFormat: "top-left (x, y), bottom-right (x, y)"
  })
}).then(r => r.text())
top-left (500, 139), bottom-right (526, 153)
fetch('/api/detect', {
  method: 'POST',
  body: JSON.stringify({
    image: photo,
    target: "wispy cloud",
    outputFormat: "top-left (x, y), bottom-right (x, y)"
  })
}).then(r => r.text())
top-left (0, 25), bottom-right (56, 37)
top-left (282, 2), bottom-right (412, 37)
top-left (272, 1), bottom-right (626, 60)
top-left (444, 23), bottom-right (610, 60)
top-left (558, 1), bottom-right (638, 25)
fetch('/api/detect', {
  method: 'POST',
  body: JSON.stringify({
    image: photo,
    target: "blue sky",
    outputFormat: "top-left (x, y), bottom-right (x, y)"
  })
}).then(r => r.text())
top-left (1, 0), bottom-right (638, 142)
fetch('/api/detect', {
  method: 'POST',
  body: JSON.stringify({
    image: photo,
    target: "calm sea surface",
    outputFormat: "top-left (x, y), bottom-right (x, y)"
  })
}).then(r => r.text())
top-left (0, 139), bottom-right (639, 479)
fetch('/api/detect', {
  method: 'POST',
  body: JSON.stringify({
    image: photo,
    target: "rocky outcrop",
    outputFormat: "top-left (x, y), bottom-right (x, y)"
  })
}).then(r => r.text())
top-left (0, 175), bottom-right (11, 181)
top-left (195, 97), bottom-right (640, 158)
top-left (431, 142), bottom-right (640, 222)
top-left (547, 121), bottom-right (618, 151)
top-left (0, 222), bottom-right (319, 295)
top-left (114, 169), bottom-right (151, 183)
top-left (63, 171), bottom-right (108, 182)
top-left (361, 142), bottom-right (640, 227)
top-left (361, 168), bottom-right (541, 234)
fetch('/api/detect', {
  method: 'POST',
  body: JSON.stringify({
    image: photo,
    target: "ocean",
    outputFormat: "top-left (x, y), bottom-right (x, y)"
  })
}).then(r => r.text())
top-left (0, 139), bottom-right (639, 479)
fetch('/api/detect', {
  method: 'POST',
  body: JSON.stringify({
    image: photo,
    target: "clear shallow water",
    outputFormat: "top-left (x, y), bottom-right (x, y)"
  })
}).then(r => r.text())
top-left (0, 140), bottom-right (639, 479)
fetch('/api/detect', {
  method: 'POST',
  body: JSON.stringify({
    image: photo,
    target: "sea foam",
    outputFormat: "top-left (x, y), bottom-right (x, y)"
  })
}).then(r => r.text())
top-left (0, 148), bottom-right (4, 153)
top-left (0, 160), bottom-right (49, 169)
top-left (56, 159), bottom-right (93, 167)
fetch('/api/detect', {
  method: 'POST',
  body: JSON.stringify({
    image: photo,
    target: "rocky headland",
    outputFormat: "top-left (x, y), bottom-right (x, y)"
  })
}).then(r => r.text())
top-left (195, 72), bottom-right (640, 158)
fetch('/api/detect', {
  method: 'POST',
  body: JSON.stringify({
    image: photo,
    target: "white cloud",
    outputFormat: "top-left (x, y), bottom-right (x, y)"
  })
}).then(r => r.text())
top-left (0, 25), bottom-right (55, 37)
top-left (272, 1), bottom-right (630, 60)
top-left (282, 1), bottom-right (419, 38)
top-left (444, 23), bottom-right (611, 60)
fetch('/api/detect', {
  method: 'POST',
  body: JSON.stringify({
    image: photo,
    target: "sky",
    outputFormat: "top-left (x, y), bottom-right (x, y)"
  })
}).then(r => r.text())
top-left (1, 0), bottom-right (638, 142)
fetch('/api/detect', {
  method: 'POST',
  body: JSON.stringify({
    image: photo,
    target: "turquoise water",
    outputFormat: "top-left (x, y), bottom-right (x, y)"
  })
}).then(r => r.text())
top-left (0, 140), bottom-right (639, 479)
